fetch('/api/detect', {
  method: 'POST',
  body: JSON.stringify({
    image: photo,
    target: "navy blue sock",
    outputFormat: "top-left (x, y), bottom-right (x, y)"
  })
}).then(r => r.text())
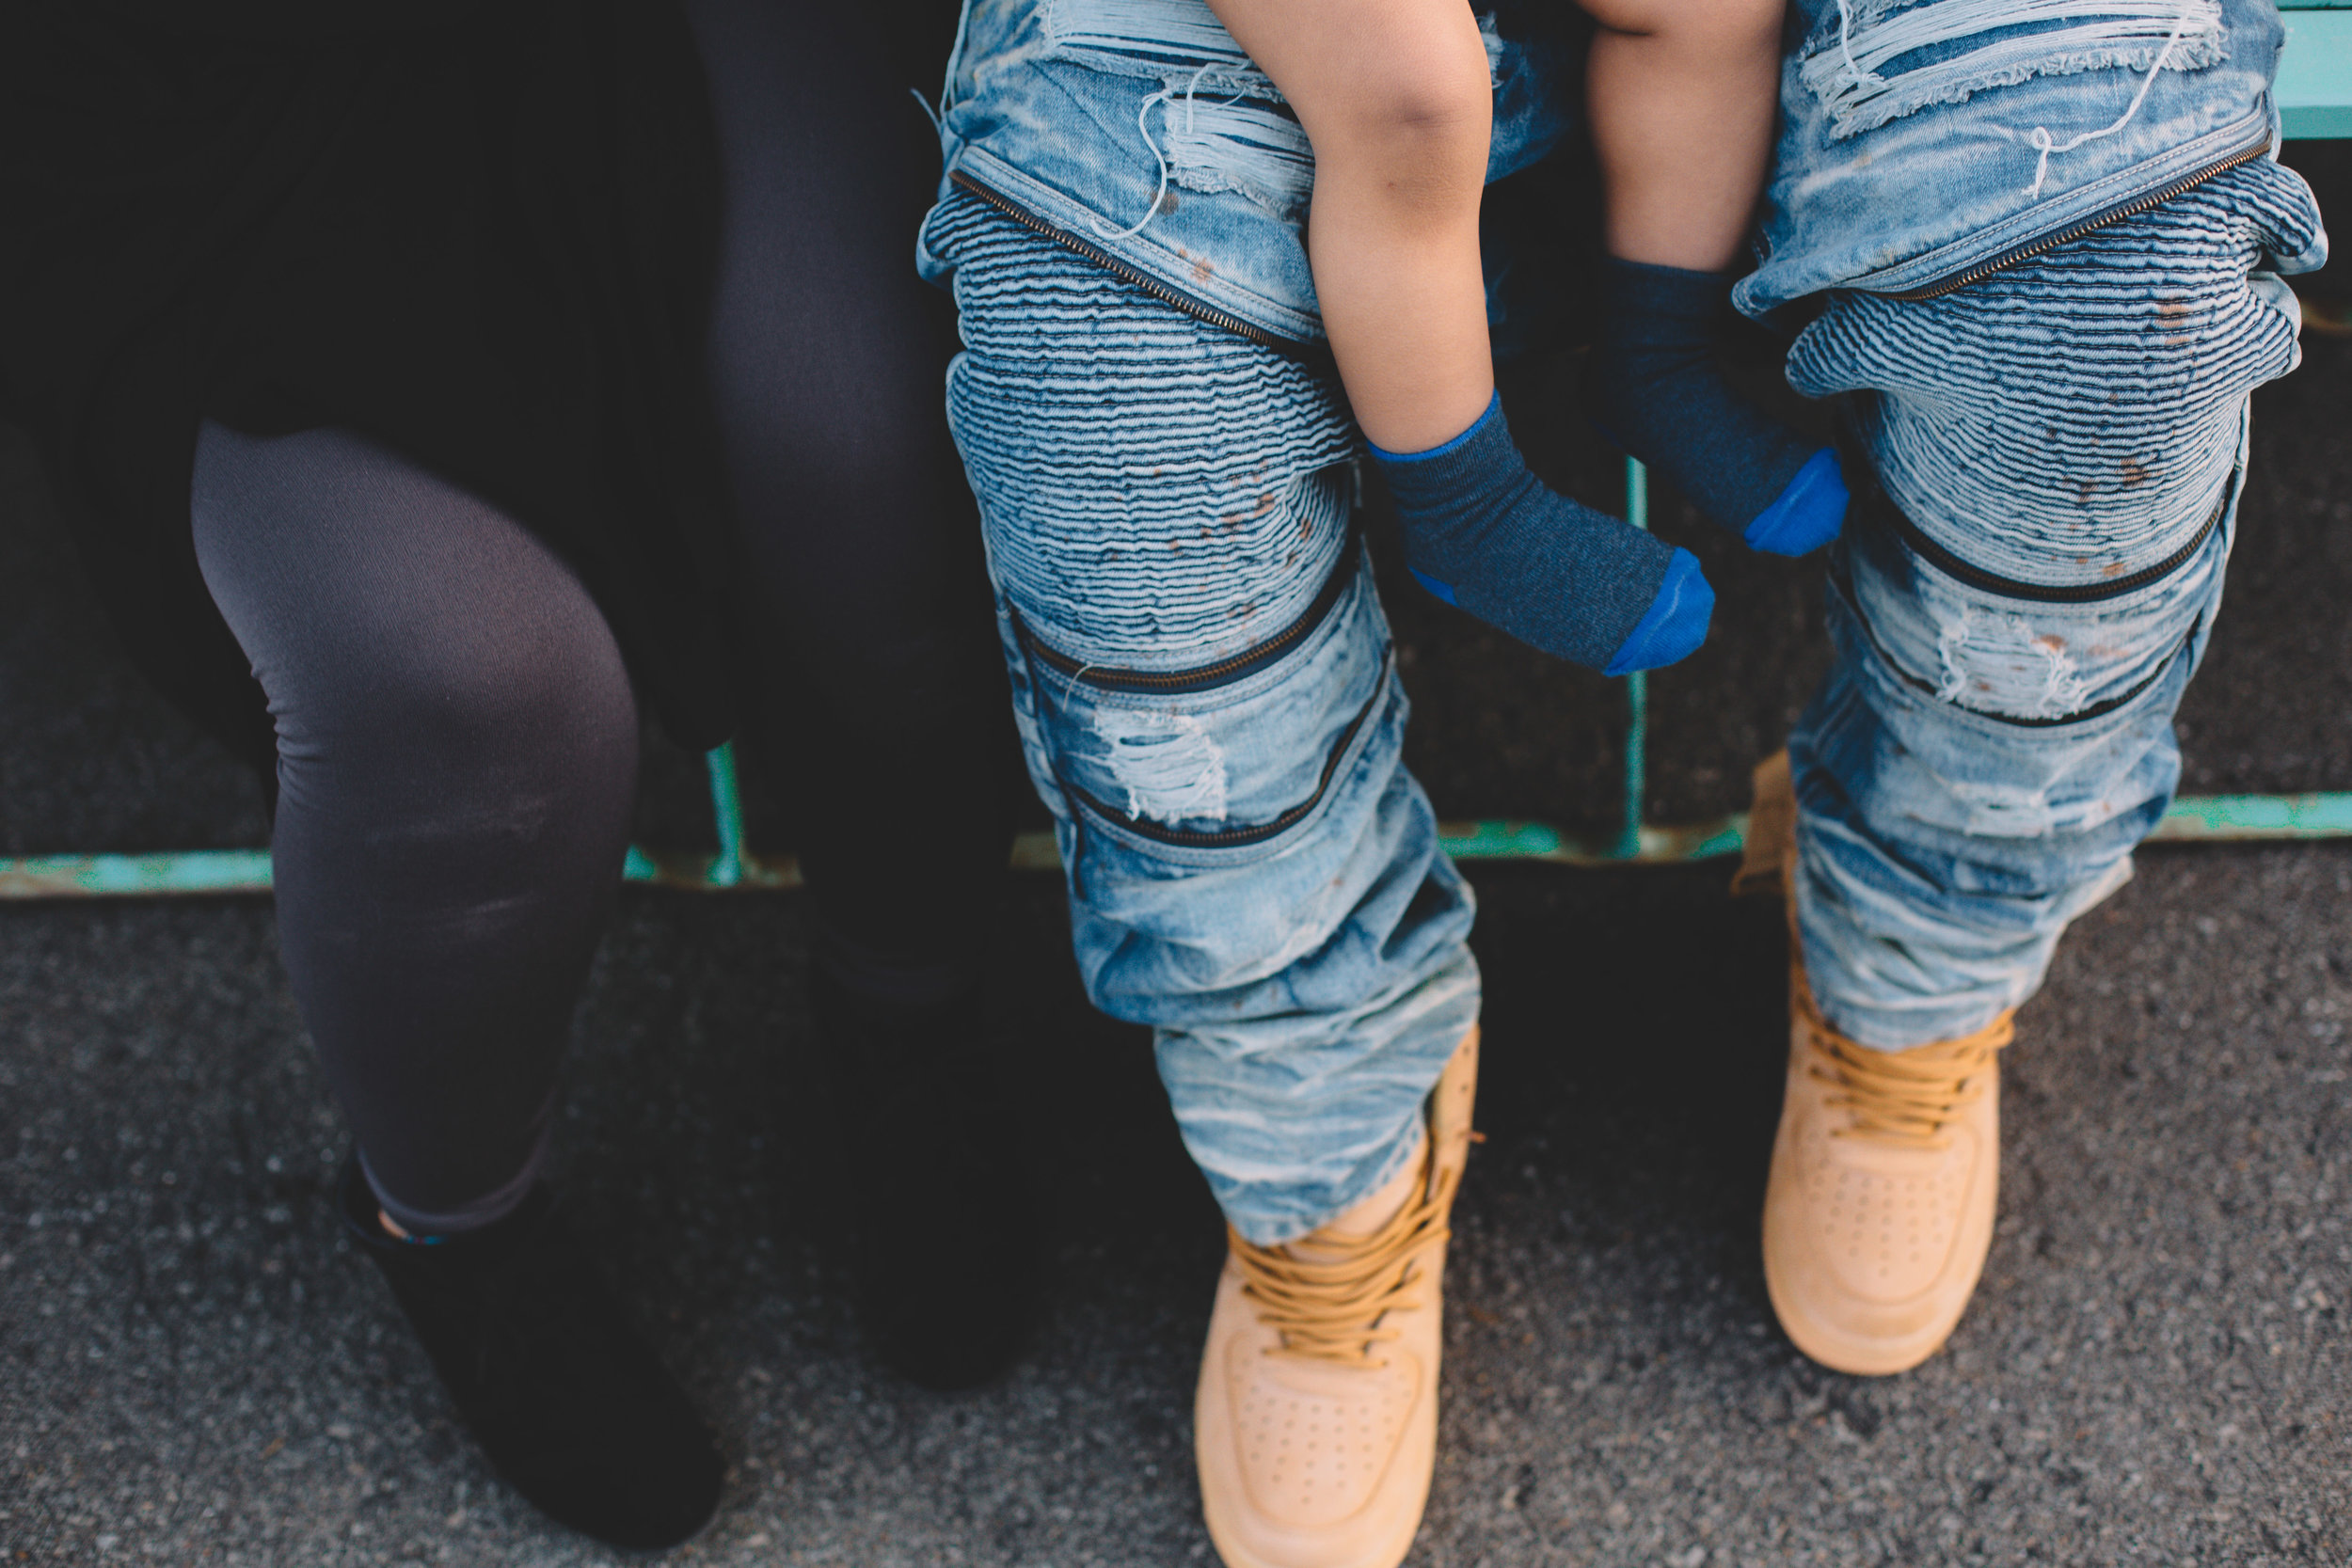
top-left (1589, 257), bottom-right (1847, 557)
top-left (1373, 394), bottom-right (1711, 676)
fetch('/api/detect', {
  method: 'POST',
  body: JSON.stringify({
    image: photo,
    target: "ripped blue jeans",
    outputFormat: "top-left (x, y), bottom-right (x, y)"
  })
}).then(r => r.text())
top-left (929, 193), bottom-right (1480, 1244)
top-left (1782, 157), bottom-right (2322, 1050)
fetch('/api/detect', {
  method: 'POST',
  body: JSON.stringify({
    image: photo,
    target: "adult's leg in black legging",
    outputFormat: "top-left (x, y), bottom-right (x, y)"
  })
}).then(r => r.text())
top-left (191, 421), bottom-right (640, 1236)
top-left (682, 0), bottom-right (1035, 1388)
top-left (686, 0), bottom-right (1013, 1004)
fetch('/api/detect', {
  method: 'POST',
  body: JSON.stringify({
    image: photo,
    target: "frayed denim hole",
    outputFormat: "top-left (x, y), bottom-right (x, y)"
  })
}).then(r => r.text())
top-left (1159, 97), bottom-right (1313, 224)
top-left (1801, 0), bottom-right (2226, 140)
top-left (1817, 592), bottom-right (2155, 846)
top-left (1851, 533), bottom-right (2217, 728)
top-left (1091, 708), bottom-right (1232, 826)
top-left (1837, 562), bottom-right (2204, 744)
top-left (1055, 658), bottom-right (1403, 866)
top-left (1006, 577), bottom-right (1365, 831)
top-left (1033, 582), bottom-right (1394, 858)
top-left (1041, 0), bottom-right (1272, 91)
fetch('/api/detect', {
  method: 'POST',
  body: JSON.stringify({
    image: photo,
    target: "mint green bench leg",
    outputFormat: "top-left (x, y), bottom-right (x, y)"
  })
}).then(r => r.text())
top-left (1615, 457), bottom-right (1651, 861)
top-left (2280, 2), bottom-right (2352, 140)
top-left (704, 742), bottom-right (748, 888)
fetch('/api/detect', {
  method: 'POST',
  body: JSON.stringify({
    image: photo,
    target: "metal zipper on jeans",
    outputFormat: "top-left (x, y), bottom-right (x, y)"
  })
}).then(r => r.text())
top-left (1872, 483), bottom-right (2229, 605)
top-left (1888, 136), bottom-right (2272, 301)
top-left (1057, 649), bottom-right (1393, 847)
top-left (949, 170), bottom-right (1299, 350)
top-left (1009, 535), bottom-right (1362, 696)
top-left (1828, 558), bottom-right (2198, 728)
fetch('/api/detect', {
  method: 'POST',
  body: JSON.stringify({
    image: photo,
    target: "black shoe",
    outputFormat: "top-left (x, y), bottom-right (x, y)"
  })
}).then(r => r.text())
top-left (811, 969), bottom-right (1041, 1390)
top-left (337, 1159), bottom-right (723, 1550)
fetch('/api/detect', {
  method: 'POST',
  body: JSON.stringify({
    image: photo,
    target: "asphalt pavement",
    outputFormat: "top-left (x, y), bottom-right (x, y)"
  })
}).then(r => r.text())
top-left (4, 169), bottom-right (2349, 1563)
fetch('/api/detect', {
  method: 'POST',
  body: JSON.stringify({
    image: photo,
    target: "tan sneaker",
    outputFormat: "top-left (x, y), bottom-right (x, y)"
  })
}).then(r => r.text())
top-left (1764, 935), bottom-right (2011, 1375)
top-left (1738, 750), bottom-right (2010, 1375)
top-left (1194, 1030), bottom-right (1478, 1568)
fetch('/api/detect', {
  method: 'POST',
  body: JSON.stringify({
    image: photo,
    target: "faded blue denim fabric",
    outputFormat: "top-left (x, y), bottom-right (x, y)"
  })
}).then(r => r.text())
top-left (1780, 159), bottom-right (2322, 1050)
top-left (916, 0), bottom-right (1575, 344)
top-left (1794, 156), bottom-right (2321, 586)
top-left (1738, 0), bottom-right (2305, 321)
top-left (930, 194), bottom-right (1480, 1244)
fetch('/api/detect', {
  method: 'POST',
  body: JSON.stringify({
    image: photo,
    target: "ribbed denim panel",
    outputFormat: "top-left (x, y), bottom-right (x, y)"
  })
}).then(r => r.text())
top-left (930, 194), bottom-right (1479, 1243)
top-left (1788, 156), bottom-right (2322, 588)
top-left (1784, 165), bottom-right (2315, 1051)
top-left (930, 195), bottom-right (1359, 669)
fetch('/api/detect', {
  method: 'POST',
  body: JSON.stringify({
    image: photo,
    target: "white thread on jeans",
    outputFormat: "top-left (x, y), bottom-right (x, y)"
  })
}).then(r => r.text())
top-left (1090, 61), bottom-right (1219, 240)
top-left (2016, 616), bottom-right (2093, 718)
top-left (1833, 0), bottom-right (1883, 94)
top-left (2026, 0), bottom-right (2199, 197)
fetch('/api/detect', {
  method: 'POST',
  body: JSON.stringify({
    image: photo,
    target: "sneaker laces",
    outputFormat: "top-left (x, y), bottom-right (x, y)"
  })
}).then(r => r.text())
top-left (1226, 1153), bottom-right (1462, 1367)
top-left (1804, 1007), bottom-right (2011, 1148)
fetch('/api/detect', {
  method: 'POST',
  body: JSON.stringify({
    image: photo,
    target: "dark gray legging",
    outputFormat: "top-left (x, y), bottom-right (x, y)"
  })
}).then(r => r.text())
top-left (189, 0), bottom-right (1009, 1235)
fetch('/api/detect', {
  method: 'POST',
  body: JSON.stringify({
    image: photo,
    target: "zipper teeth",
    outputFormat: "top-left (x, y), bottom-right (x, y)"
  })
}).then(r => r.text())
top-left (1883, 487), bottom-right (2227, 605)
top-left (1892, 139), bottom-right (2270, 301)
top-left (1023, 584), bottom-right (1314, 689)
top-left (1025, 618), bottom-right (1297, 689)
top-left (950, 171), bottom-right (1288, 348)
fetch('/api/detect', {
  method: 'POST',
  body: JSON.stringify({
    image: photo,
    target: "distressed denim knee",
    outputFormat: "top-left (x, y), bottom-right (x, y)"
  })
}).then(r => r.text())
top-left (930, 192), bottom-right (1479, 1243)
top-left (1789, 476), bottom-right (2233, 1047)
top-left (1780, 158), bottom-right (2318, 1048)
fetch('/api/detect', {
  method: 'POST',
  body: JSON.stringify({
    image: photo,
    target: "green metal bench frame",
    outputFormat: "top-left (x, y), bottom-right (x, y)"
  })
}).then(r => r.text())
top-left (13, 436), bottom-right (2348, 898)
top-left (4, 8), bottom-right (2346, 897)
top-left (2280, 0), bottom-right (2352, 139)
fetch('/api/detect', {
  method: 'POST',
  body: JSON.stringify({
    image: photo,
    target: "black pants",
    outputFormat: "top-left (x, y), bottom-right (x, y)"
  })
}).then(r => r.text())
top-left (188, 0), bottom-right (1010, 1235)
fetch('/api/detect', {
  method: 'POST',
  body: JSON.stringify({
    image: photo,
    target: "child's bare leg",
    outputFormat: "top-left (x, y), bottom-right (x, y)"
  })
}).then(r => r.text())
top-left (1585, 0), bottom-right (1782, 269)
top-left (1581, 0), bottom-right (1851, 557)
top-left (1205, 0), bottom-right (1715, 675)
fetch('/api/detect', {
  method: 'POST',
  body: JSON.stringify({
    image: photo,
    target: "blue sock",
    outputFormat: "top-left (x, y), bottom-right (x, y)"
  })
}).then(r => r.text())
top-left (1589, 257), bottom-right (1846, 558)
top-left (1373, 393), bottom-right (1711, 675)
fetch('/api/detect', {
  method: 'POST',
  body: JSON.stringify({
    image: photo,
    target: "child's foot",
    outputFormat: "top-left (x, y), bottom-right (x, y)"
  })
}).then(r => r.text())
top-left (1373, 393), bottom-right (1712, 674)
top-left (1588, 256), bottom-right (1847, 557)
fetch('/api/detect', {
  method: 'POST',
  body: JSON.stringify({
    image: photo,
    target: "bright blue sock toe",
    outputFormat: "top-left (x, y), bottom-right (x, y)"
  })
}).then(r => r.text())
top-left (1374, 394), bottom-right (1710, 673)
top-left (1741, 447), bottom-right (1849, 558)
top-left (1592, 258), bottom-right (1844, 558)
top-left (1603, 547), bottom-right (1712, 676)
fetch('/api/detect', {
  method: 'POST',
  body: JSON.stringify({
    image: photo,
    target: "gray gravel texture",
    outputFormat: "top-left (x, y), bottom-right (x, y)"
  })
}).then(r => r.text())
top-left (4, 150), bottom-right (2351, 1565)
